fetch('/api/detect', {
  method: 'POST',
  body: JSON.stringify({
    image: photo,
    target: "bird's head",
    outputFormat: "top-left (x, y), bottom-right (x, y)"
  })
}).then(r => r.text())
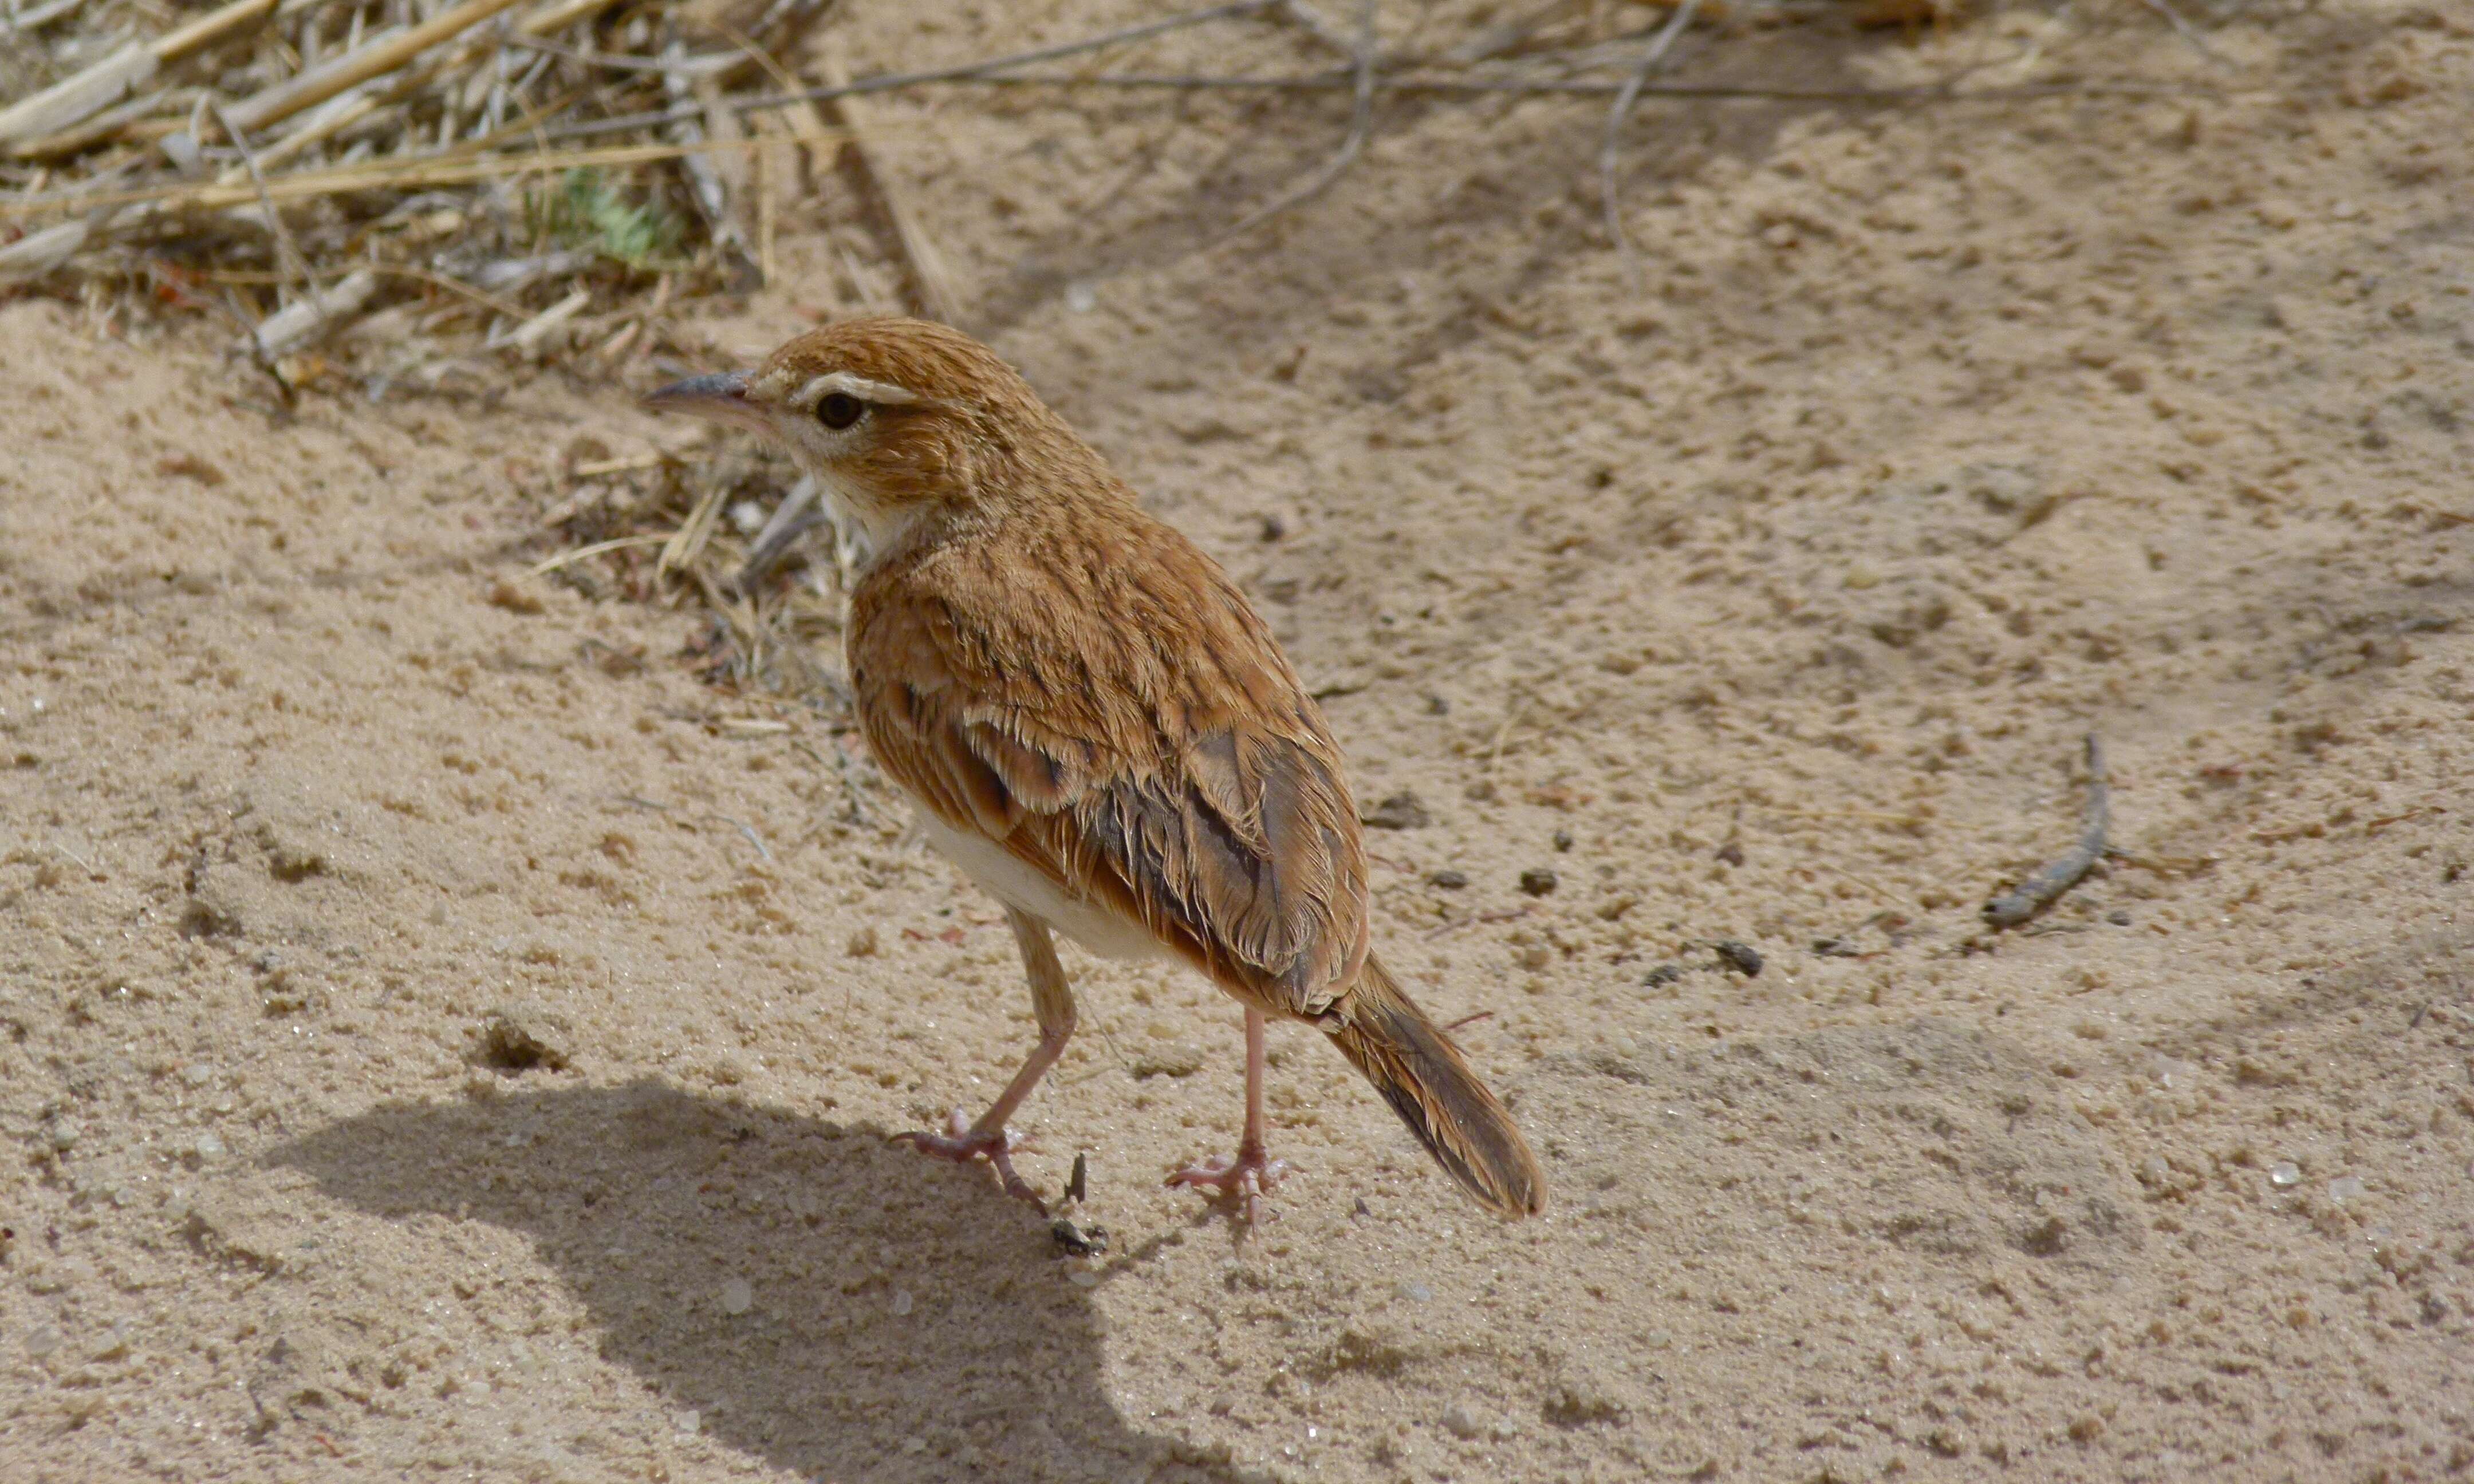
top-left (643, 317), bottom-right (1097, 560)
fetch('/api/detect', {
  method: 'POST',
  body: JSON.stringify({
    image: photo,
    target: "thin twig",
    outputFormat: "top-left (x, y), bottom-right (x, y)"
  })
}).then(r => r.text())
top-left (0, 0), bottom-right (276, 148)
top-left (711, 814), bottom-right (773, 863)
top-left (191, 260), bottom-right (535, 319)
top-left (529, 531), bottom-right (675, 575)
top-left (206, 0), bottom-right (530, 141)
top-left (532, 0), bottom-right (1282, 146)
top-left (738, 474), bottom-right (823, 593)
top-left (212, 286), bottom-right (296, 408)
top-left (1599, 0), bottom-right (1697, 283)
top-left (5, 44), bottom-right (2198, 226)
top-left (662, 37), bottom-right (749, 267)
top-left (2134, 0), bottom-right (2234, 68)
top-left (2, 132), bottom-right (848, 218)
top-left (854, 70), bottom-right (2209, 104)
top-left (715, 16), bottom-right (837, 187)
top-left (1984, 735), bottom-right (2110, 929)
top-left (711, 17), bottom-right (824, 275)
top-left (1223, 0), bottom-right (1378, 239)
top-left (816, 37), bottom-right (960, 323)
top-left (1271, 0), bottom-right (1353, 54)
top-left (657, 483), bottom-right (728, 580)
top-left (3, 0), bottom-right (88, 33)
top-left (208, 98), bottom-right (310, 296)
top-left (238, 265), bottom-right (376, 356)
top-left (500, 34), bottom-right (737, 76)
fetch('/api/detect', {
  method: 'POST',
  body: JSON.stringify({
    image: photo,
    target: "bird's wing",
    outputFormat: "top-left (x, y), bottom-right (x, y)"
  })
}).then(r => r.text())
top-left (850, 515), bottom-right (1369, 1019)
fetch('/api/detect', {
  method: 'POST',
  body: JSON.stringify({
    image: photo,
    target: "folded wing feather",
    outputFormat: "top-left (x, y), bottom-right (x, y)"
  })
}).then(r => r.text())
top-left (852, 518), bottom-right (1369, 1020)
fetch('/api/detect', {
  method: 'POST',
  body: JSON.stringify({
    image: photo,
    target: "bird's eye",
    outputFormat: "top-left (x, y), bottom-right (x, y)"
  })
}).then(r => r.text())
top-left (816, 392), bottom-right (866, 431)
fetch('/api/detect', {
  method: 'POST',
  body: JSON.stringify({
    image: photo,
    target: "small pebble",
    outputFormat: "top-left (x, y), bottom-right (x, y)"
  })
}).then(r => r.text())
top-left (1362, 791), bottom-right (1431, 831)
top-left (719, 1278), bottom-right (753, 1315)
top-left (1713, 841), bottom-right (1745, 867)
top-left (1067, 1270), bottom-right (1100, 1289)
top-left (1642, 963), bottom-right (1684, 988)
top-left (891, 1289), bottom-right (914, 1316)
top-left (2329, 1175), bottom-right (2366, 1202)
top-left (1394, 1280), bottom-right (1432, 1303)
top-left (2106, 909), bottom-right (2133, 926)
top-left (1519, 868), bottom-right (1558, 897)
top-left (25, 1326), bottom-right (61, 1357)
top-left (1064, 283), bottom-right (1098, 313)
top-left (1441, 1403), bottom-right (1483, 1440)
top-left (1552, 829), bottom-right (1574, 852)
top-left (675, 1410), bottom-right (702, 1436)
top-left (1713, 940), bottom-right (1764, 977)
top-left (1049, 1218), bottom-right (1107, 1257)
top-left (1427, 870), bottom-right (1469, 890)
top-left (2269, 1161), bottom-right (2302, 1187)
top-left (192, 1132), bottom-right (226, 1162)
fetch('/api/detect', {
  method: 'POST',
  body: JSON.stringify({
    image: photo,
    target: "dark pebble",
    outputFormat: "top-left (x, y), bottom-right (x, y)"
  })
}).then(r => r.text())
top-left (1050, 1218), bottom-right (1109, 1257)
top-left (1713, 842), bottom-right (1744, 867)
top-left (1810, 936), bottom-right (1858, 958)
top-left (1643, 963), bottom-right (1685, 988)
top-left (1427, 870), bottom-right (1470, 890)
top-left (1519, 867), bottom-right (1559, 897)
top-left (1713, 940), bottom-right (1763, 977)
top-left (1552, 830), bottom-right (1574, 853)
top-left (2106, 909), bottom-right (2132, 926)
top-left (1362, 791), bottom-right (1431, 830)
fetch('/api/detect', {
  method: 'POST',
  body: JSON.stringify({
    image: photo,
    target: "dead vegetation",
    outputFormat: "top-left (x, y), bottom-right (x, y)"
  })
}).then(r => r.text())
top-left (2, 0), bottom-right (2251, 706)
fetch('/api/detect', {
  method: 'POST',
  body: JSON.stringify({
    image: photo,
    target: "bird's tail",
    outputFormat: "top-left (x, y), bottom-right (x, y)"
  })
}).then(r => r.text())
top-left (1325, 957), bottom-right (1546, 1218)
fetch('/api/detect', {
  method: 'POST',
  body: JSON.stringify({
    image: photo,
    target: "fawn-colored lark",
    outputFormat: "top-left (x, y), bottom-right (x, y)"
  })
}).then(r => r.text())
top-left (647, 318), bottom-right (1543, 1222)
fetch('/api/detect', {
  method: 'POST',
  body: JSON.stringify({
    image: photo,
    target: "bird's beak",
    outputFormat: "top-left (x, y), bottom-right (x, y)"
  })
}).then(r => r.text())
top-left (642, 369), bottom-right (770, 436)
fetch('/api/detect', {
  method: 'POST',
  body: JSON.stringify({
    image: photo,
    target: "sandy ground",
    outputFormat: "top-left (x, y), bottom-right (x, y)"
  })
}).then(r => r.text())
top-left (5, 2), bottom-right (2473, 1481)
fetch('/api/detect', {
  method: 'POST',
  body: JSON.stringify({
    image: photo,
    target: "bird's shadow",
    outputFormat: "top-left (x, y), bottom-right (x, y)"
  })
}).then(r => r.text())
top-left (271, 1079), bottom-right (1271, 1483)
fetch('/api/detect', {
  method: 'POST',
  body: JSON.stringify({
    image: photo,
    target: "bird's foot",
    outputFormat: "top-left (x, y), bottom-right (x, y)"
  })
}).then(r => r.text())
top-left (892, 1110), bottom-right (1045, 1211)
top-left (1165, 1144), bottom-right (1287, 1225)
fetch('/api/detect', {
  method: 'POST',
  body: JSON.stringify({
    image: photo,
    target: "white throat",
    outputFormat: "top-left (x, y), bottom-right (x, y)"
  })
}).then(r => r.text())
top-left (813, 469), bottom-right (925, 575)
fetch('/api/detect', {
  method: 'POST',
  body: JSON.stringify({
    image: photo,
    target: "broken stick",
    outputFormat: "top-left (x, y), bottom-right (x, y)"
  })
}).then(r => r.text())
top-left (814, 38), bottom-right (962, 326)
top-left (1984, 734), bottom-right (2109, 929)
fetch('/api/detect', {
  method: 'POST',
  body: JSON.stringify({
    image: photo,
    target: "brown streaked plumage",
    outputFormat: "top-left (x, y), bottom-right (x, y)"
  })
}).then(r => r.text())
top-left (646, 318), bottom-right (1545, 1222)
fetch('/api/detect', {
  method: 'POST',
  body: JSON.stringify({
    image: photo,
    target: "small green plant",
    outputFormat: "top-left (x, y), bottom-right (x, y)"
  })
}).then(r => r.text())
top-left (531, 168), bottom-right (681, 268)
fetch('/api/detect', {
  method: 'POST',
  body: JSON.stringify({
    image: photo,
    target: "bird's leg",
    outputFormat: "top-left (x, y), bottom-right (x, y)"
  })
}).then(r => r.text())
top-left (893, 907), bottom-right (1074, 1210)
top-left (1167, 1007), bottom-right (1288, 1223)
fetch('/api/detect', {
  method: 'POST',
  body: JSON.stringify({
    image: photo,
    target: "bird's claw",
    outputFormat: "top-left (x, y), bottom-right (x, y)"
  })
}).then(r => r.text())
top-left (892, 1110), bottom-right (1045, 1210)
top-left (1166, 1146), bottom-right (1288, 1225)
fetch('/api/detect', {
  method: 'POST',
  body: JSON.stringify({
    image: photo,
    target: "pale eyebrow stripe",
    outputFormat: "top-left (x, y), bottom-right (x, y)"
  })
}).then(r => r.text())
top-left (790, 370), bottom-right (920, 408)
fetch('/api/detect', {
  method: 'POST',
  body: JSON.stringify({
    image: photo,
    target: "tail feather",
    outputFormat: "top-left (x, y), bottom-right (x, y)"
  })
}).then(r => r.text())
top-left (1326, 957), bottom-right (1545, 1218)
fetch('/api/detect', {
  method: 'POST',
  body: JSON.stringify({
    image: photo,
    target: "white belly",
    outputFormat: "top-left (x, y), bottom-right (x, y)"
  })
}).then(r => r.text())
top-left (916, 812), bottom-right (1169, 963)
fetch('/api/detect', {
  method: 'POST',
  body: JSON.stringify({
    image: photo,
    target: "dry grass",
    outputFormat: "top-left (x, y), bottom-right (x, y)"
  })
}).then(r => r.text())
top-left (0, 0), bottom-right (2237, 702)
top-left (0, 0), bottom-right (877, 396)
